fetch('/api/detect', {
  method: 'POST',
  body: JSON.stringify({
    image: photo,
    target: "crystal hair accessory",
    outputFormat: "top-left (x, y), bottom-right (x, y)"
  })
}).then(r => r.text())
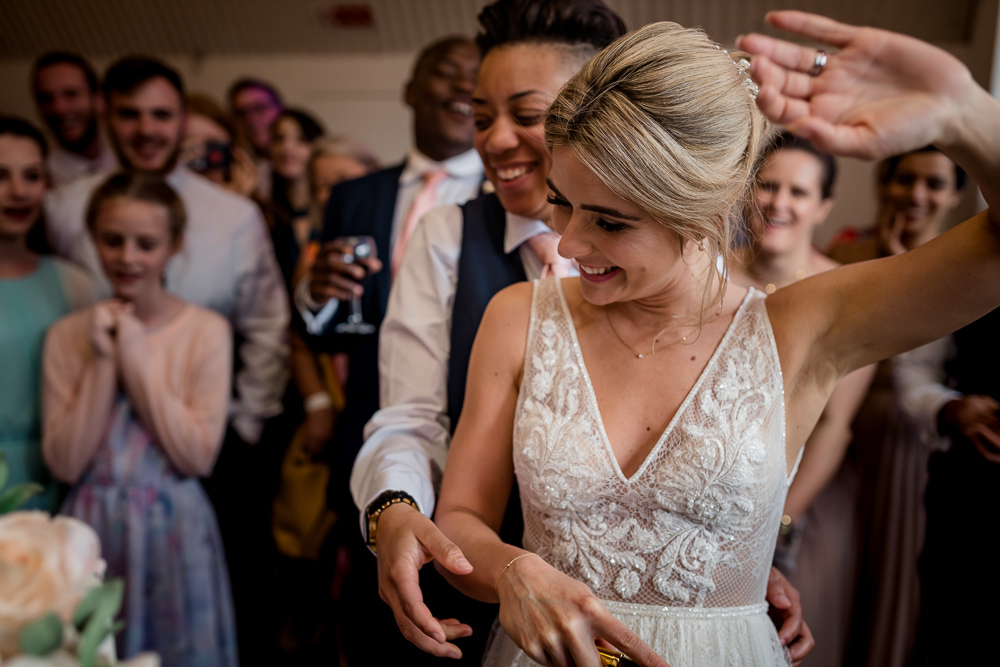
top-left (716, 45), bottom-right (759, 100)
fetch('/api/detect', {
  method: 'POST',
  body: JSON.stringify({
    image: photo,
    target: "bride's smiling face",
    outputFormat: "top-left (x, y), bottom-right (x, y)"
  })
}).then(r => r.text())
top-left (547, 145), bottom-right (705, 306)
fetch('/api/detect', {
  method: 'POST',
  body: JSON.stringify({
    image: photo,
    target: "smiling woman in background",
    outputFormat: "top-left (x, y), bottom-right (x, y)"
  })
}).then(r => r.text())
top-left (832, 147), bottom-right (967, 667)
top-left (0, 116), bottom-right (92, 512)
top-left (266, 108), bottom-right (325, 285)
top-left (731, 132), bottom-right (875, 667)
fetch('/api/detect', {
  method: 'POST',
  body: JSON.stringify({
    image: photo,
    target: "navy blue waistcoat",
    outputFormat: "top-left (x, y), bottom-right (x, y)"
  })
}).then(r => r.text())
top-left (447, 193), bottom-right (526, 546)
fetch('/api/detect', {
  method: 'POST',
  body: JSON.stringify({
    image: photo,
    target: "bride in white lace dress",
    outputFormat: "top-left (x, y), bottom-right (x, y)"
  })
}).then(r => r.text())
top-left (435, 11), bottom-right (1000, 667)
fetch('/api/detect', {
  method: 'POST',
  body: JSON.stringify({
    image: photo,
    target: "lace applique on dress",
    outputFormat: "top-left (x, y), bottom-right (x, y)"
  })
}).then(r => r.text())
top-left (512, 278), bottom-right (790, 609)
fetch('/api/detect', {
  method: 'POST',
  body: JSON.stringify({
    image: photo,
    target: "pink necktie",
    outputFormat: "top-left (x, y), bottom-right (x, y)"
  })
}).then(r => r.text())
top-left (526, 232), bottom-right (575, 278)
top-left (391, 169), bottom-right (447, 279)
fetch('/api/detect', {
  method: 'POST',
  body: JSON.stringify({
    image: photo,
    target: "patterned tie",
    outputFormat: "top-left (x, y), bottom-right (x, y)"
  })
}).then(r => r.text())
top-left (391, 169), bottom-right (447, 279)
top-left (526, 232), bottom-right (575, 278)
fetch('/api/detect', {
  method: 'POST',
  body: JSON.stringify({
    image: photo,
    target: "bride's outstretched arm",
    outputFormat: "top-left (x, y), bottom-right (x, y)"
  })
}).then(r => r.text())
top-left (736, 13), bottom-right (1000, 464)
top-left (436, 282), bottom-right (669, 667)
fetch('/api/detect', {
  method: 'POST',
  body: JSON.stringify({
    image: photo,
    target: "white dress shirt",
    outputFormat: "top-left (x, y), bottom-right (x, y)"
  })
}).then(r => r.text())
top-left (351, 202), bottom-right (575, 530)
top-left (296, 147), bottom-right (484, 332)
top-left (47, 144), bottom-right (117, 189)
top-left (44, 166), bottom-right (290, 444)
top-left (894, 337), bottom-right (960, 449)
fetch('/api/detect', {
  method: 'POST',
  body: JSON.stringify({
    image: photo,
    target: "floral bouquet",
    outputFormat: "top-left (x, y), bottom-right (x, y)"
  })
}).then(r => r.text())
top-left (0, 454), bottom-right (157, 667)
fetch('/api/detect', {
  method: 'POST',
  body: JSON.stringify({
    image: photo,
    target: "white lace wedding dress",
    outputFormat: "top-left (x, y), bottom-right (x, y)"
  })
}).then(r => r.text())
top-left (483, 278), bottom-right (796, 667)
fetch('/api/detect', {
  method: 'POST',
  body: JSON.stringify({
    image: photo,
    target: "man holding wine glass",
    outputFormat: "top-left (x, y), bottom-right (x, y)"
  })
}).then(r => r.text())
top-left (332, 234), bottom-right (377, 334)
top-left (292, 35), bottom-right (485, 666)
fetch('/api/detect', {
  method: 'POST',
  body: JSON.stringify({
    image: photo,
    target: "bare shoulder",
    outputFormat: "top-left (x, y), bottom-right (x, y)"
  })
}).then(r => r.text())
top-left (477, 281), bottom-right (536, 378)
top-left (485, 280), bottom-right (535, 323)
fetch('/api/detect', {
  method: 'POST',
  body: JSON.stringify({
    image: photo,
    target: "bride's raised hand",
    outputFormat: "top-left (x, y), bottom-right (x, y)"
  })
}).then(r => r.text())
top-left (735, 11), bottom-right (979, 160)
top-left (496, 554), bottom-right (670, 667)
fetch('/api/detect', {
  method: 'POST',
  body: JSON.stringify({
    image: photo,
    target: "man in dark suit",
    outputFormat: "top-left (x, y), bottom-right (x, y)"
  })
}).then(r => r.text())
top-left (297, 35), bottom-right (482, 507)
top-left (919, 307), bottom-right (1000, 664)
top-left (293, 35), bottom-right (482, 665)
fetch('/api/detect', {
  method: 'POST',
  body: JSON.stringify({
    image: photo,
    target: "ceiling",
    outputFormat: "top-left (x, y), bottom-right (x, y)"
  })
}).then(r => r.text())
top-left (0, 0), bottom-right (980, 59)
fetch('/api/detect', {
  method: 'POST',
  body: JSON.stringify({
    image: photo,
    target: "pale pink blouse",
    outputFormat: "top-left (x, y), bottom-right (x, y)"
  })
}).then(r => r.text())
top-left (42, 303), bottom-right (232, 483)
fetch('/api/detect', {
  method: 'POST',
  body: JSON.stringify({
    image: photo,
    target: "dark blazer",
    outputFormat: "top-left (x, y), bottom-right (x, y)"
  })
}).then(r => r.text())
top-left (295, 163), bottom-right (404, 512)
top-left (920, 306), bottom-right (1000, 664)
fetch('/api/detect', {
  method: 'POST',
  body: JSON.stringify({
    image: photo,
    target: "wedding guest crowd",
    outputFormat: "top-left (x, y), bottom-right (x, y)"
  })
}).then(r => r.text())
top-left (2, 2), bottom-right (997, 666)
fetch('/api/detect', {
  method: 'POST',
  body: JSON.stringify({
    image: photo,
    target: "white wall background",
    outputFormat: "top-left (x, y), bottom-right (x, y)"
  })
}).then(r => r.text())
top-left (0, 53), bottom-right (417, 166)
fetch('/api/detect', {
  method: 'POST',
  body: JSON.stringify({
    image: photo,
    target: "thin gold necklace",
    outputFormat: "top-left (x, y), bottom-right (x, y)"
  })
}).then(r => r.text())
top-left (604, 306), bottom-right (689, 360)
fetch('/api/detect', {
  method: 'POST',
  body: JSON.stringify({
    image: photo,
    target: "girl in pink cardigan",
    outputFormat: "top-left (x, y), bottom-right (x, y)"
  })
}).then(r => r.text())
top-left (42, 173), bottom-right (237, 667)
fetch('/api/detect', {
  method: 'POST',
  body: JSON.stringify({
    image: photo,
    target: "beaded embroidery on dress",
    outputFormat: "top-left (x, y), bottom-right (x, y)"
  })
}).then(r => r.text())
top-left (483, 277), bottom-right (795, 667)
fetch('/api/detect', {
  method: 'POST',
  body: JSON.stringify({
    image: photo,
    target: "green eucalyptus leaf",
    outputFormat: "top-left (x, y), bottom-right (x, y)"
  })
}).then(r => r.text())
top-left (0, 482), bottom-right (44, 514)
top-left (73, 585), bottom-right (106, 630)
top-left (18, 612), bottom-right (63, 656)
top-left (78, 579), bottom-right (125, 667)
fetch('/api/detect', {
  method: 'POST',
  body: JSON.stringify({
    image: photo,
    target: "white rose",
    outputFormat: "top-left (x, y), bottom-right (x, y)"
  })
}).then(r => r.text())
top-left (0, 512), bottom-right (105, 658)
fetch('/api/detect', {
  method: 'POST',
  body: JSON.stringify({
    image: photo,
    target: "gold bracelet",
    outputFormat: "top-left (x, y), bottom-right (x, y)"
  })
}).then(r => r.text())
top-left (494, 552), bottom-right (539, 595)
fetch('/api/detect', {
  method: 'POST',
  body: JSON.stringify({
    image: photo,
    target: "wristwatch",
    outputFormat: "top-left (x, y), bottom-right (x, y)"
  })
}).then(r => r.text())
top-left (366, 490), bottom-right (419, 552)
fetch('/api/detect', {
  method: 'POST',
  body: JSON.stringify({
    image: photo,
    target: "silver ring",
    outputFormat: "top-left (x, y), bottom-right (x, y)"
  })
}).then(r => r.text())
top-left (807, 50), bottom-right (828, 77)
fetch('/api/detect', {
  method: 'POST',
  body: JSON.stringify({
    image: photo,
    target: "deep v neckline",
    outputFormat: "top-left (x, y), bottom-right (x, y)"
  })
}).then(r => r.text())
top-left (554, 281), bottom-right (753, 484)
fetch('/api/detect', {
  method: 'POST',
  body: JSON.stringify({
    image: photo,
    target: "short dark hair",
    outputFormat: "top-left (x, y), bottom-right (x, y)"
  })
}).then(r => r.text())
top-left (409, 37), bottom-right (477, 83)
top-left (103, 56), bottom-right (185, 102)
top-left (880, 145), bottom-right (967, 191)
top-left (762, 132), bottom-right (838, 200)
top-left (32, 52), bottom-right (100, 97)
top-left (227, 78), bottom-right (283, 110)
top-left (86, 172), bottom-right (187, 242)
top-left (475, 0), bottom-right (626, 57)
top-left (0, 115), bottom-right (49, 159)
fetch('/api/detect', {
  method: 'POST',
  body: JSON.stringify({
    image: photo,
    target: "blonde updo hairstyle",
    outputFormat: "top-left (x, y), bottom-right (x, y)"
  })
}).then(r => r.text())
top-left (545, 22), bottom-right (769, 314)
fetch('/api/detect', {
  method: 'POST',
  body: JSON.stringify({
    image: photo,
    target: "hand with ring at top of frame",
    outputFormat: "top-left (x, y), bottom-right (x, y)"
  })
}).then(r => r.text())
top-left (736, 11), bottom-right (982, 162)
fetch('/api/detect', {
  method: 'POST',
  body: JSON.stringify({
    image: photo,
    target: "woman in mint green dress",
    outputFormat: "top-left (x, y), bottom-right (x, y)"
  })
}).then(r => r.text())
top-left (0, 116), bottom-right (92, 511)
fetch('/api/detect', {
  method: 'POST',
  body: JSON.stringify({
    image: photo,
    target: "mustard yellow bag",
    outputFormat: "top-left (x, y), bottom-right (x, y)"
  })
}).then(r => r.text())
top-left (272, 353), bottom-right (344, 560)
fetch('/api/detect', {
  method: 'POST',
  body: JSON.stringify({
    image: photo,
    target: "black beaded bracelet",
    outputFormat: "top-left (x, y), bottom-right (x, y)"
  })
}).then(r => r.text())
top-left (366, 490), bottom-right (420, 552)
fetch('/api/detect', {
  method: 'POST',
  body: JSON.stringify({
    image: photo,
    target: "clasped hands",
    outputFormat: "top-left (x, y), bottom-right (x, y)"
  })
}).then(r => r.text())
top-left (88, 299), bottom-right (144, 359)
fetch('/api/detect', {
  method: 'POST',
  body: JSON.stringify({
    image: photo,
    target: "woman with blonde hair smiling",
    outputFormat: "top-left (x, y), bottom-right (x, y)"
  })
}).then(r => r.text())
top-left (432, 10), bottom-right (1000, 667)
